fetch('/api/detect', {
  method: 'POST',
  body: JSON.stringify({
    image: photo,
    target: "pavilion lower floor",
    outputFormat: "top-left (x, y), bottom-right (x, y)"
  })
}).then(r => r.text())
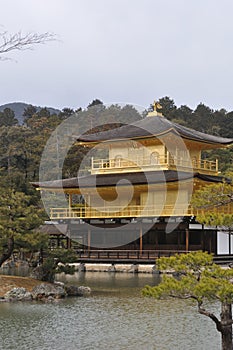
top-left (48, 218), bottom-right (218, 259)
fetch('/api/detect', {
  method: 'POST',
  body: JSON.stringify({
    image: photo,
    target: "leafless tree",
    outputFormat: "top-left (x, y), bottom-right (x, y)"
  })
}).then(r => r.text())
top-left (0, 30), bottom-right (57, 60)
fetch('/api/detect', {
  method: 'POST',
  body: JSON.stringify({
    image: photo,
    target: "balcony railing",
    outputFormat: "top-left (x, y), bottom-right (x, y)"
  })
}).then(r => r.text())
top-left (50, 204), bottom-right (194, 219)
top-left (195, 203), bottom-right (233, 216)
top-left (91, 156), bottom-right (218, 174)
top-left (73, 249), bottom-right (192, 262)
top-left (50, 202), bottom-right (232, 220)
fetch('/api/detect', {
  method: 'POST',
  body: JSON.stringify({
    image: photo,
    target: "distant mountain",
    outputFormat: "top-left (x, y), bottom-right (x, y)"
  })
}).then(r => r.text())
top-left (0, 102), bottom-right (60, 124)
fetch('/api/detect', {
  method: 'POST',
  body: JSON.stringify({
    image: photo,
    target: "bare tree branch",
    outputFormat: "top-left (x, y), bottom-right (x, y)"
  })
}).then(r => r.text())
top-left (0, 30), bottom-right (57, 60)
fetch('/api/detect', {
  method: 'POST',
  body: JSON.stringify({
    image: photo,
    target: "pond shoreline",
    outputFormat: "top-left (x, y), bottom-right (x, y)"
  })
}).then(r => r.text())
top-left (0, 275), bottom-right (51, 297)
top-left (68, 262), bottom-right (158, 273)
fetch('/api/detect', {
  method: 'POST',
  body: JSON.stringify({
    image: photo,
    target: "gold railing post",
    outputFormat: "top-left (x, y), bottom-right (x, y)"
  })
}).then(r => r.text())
top-left (68, 194), bottom-right (72, 217)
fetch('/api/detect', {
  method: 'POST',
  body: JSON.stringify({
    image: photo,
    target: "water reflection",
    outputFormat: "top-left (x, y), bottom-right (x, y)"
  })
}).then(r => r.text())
top-left (57, 271), bottom-right (161, 295)
top-left (0, 271), bottom-right (221, 350)
top-left (0, 266), bottom-right (30, 277)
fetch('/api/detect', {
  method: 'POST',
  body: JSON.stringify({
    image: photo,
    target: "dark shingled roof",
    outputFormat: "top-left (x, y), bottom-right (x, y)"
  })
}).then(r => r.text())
top-left (36, 224), bottom-right (68, 235)
top-left (32, 171), bottom-right (229, 190)
top-left (77, 115), bottom-right (233, 145)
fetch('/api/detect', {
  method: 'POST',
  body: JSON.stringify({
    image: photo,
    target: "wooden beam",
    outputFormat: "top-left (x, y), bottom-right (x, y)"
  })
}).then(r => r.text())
top-left (185, 228), bottom-right (189, 252)
top-left (68, 193), bottom-right (72, 207)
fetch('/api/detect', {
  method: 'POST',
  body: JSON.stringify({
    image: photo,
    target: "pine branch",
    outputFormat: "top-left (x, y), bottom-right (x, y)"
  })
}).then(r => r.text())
top-left (198, 301), bottom-right (223, 333)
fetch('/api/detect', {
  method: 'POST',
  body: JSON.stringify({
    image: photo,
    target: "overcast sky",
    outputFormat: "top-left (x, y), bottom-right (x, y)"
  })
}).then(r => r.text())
top-left (1, 0), bottom-right (233, 111)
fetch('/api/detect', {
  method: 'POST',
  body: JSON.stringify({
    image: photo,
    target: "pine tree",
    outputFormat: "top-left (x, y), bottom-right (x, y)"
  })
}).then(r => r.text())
top-left (0, 189), bottom-right (45, 266)
top-left (143, 252), bottom-right (233, 350)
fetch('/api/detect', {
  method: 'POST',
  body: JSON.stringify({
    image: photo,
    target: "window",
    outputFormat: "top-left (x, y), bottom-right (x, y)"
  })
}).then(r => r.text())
top-left (150, 152), bottom-right (159, 165)
top-left (114, 155), bottom-right (122, 167)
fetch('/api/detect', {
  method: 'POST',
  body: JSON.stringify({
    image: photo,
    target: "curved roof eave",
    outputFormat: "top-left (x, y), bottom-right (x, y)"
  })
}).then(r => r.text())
top-left (76, 116), bottom-right (233, 146)
top-left (32, 171), bottom-right (230, 190)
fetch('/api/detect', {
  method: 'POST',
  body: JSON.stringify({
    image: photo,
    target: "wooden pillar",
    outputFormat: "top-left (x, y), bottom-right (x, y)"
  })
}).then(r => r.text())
top-left (229, 233), bottom-right (231, 255)
top-left (201, 224), bottom-right (204, 251)
top-left (67, 237), bottom-right (71, 249)
top-left (86, 194), bottom-right (90, 217)
top-left (87, 228), bottom-right (91, 252)
top-left (68, 193), bottom-right (72, 207)
top-left (66, 226), bottom-right (71, 249)
top-left (68, 193), bottom-right (72, 217)
top-left (139, 224), bottom-right (143, 256)
top-left (208, 232), bottom-right (212, 254)
top-left (155, 230), bottom-right (158, 251)
top-left (185, 228), bottom-right (189, 252)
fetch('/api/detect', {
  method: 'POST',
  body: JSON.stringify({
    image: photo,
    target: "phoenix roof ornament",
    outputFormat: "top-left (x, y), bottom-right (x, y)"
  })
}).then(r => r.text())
top-left (147, 100), bottom-right (163, 117)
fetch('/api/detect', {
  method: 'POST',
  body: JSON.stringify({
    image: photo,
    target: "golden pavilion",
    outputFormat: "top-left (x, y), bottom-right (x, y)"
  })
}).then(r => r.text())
top-left (34, 102), bottom-right (233, 260)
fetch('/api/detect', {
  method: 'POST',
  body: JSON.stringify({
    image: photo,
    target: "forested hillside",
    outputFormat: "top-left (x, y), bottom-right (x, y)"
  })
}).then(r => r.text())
top-left (0, 97), bottom-right (232, 199)
top-left (158, 96), bottom-right (233, 138)
top-left (157, 97), bottom-right (233, 172)
top-left (0, 102), bottom-right (60, 125)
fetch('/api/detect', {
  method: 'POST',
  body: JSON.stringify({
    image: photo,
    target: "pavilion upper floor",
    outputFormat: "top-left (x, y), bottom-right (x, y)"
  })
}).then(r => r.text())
top-left (77, 111), bottom-right (232, 177)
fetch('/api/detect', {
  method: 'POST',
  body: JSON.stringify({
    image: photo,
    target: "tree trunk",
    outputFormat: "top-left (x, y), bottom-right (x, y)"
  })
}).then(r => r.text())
top-left (221, 302), bottom-right (233, 350)
top-left (0, 236), bottom-right (14, 267)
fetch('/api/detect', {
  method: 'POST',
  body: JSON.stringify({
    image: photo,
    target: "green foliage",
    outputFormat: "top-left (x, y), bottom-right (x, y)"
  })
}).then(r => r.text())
top-left (196, 212), bottom-right (233, 229)
top-left (203, 148), bottom-right (233, 172)
top-left (156, 251), bottom-right (213, 273)
top-left (143, 252), bottom-right (233, 349)
top-left (157, 97), bottom-right (233, 170)
top-left (36, 257), bottom-right (57, 282)
top-left (87, 99), bottom-right (103, 108)
top-left (192, 183), bottom-right (232, 208)
top-left (0, 189), bottom-right (45, 258)
top-left (23, 104), bottom-right (37, 118)
top-left (142, 252), bottom-right (233, 303)
top-left (0, 108), bottom-right (18, 127)
top-left (56, 264), bottom-right (75, 275)
top-left (47, 248), bottom-right (78, 264)
top-left (58, 107), bottom-right (75, 119)
top-left (36, 249), bottom-right (78, 282)
top-left (0, 98), bottom-right (232, 267)
top-left (0, 98), bottom-right (232, 189)
top-left (158, 96), bottom-right (177, 119)
top-left (18, 231), bottom-right (48, 252)
top-left (191, 181), bottom-right (233, 231)
top-left (0, 102), bottom-right (144, 185)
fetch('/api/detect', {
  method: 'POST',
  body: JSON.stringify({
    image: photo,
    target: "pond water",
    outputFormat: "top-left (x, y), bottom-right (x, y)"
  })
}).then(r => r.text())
top-left (0, 271), bottom-right (220, 350)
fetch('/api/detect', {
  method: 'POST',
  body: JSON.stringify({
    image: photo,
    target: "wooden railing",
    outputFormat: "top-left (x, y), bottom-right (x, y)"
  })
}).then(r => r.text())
top-left (50, 204), bottom-right (193, 219)
top-left (91, 156), bottom-right (218, 174)
top-left (50, 202), bottom-right (232, 220)
top-left (73, 249), bottom-right (191, 262)
top-left (195, 203), bottom-right (233, 216)
top-left (193, 159), bottom-right (218, 173)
